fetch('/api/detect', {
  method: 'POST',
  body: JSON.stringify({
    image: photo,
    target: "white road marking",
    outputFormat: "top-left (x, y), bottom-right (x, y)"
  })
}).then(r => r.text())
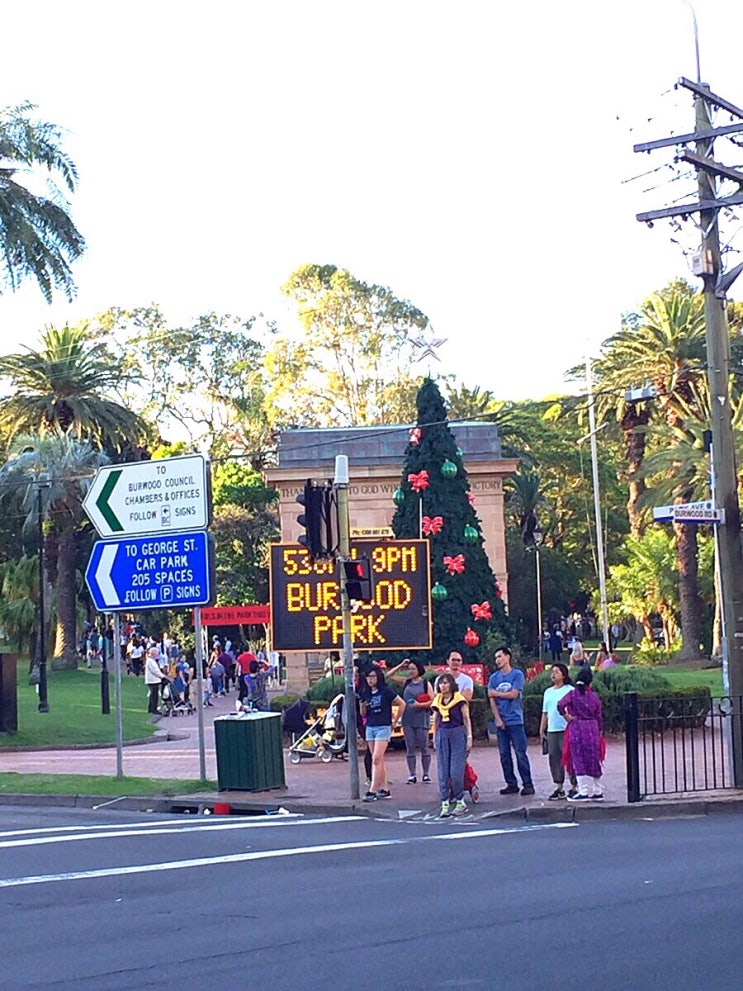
top-left (0, 815), bottom-right (363, 850)
top-left (0, 823), bottom-right (576, 889)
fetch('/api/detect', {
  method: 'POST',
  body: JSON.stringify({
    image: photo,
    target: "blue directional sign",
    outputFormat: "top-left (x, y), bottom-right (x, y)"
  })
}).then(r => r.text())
top-left (85, 531), bottom-right (214, 612)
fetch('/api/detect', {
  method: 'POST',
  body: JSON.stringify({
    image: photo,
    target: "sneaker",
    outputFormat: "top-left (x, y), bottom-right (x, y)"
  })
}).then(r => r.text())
top-left (521, 785), bottom-right (535, 796)
top-left (548, 789), bottom-right (566, 801)
top-left (567, 788), bottom-right (578, 798)
top-left (422, 775), bottom-right (432, 783)
top-left (452, 799), bottom-right (468, 816)
top-left (362, 791), bottom-right (377, 802)
top-left (499, 785), bottom-right (519, 795)
top-left (567, 792), bottom-right (591, 802)
top-left (592, 792), bottom-right (604, 801)
top-left (406, 775), bottom-right (417, 784)
top-left (440, 801), bottom-right (452, 818)
top-left (376, 789), bottom-right (391, 799)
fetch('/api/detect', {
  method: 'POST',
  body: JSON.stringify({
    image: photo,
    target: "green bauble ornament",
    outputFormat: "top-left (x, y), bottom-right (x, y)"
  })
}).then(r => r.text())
top-left (431, 582), bottom-right (448, 602)
top-left (440, 459), bottom-right (457, 479)
top-left (463, 525), bottom-right (479, 544)
top-left (392, 487), bottom-right (405, 507)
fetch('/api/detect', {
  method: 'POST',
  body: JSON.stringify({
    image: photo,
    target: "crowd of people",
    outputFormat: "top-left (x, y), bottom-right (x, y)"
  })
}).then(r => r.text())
top-left (352, 646), bottom-right (605, 816)
top-left (79, 619), bottom-right (281, 717)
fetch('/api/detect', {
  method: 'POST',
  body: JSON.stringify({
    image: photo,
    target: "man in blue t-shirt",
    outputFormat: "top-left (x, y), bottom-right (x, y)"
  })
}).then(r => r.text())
top-left (488, 646), bottom-right (534, 796)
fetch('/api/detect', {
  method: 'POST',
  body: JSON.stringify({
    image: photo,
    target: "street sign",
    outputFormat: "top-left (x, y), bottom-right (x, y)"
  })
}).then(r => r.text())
top-left (269, 539), bottom-right (432, 651)
top-left (197, 605), bottom-right (271, 626)
top-left (85, 531), bottom-right (214, 611)
top-left (83, 454), bottom-right (210, 538)
top-left (653, 500), bottom-right (725, 524)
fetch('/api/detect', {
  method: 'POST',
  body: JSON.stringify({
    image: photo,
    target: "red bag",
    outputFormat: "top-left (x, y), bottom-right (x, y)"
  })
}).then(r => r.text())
top-left (463, 762), bottom-right (478, 790)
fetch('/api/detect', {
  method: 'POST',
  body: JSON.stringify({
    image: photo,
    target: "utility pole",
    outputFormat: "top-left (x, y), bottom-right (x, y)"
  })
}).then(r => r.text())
top-left (635, 78), bottom-right (743, 785)
top-left (334, 455), bottom-right (360, 800)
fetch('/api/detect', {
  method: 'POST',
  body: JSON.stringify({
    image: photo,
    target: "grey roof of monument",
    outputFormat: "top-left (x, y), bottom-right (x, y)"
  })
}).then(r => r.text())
top-left (276, 422), bottom-right (502, 468)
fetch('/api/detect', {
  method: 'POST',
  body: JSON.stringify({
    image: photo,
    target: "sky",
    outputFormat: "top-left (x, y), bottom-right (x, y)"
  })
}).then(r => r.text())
top-left (2, 0), bottom-right (743, 402)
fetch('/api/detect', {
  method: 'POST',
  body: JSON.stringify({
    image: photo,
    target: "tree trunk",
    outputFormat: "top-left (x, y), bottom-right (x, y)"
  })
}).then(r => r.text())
top-left (51, 526), bottom-right (78, 670)
top-left (674, 520), bottom-right (704, 660)
top-left (622, 408), bottom-right (649, 539)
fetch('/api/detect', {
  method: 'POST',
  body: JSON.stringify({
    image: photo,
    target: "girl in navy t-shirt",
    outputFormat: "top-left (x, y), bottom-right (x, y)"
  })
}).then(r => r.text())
top-left (359, 664), bottom-right (405, 802)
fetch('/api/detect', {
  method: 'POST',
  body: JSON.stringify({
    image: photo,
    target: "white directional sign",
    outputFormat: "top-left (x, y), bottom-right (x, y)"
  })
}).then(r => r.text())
top-left (83, 455), bottom-right (210, 538)
top-left (653, 500), bottom-right (724, 524)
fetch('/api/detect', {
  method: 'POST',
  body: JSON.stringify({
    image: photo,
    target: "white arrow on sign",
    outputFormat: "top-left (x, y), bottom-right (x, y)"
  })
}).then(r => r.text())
top-left (95, 544), bottom-right (120, 606)
top-left (83, 454), bottom-right (209, 538)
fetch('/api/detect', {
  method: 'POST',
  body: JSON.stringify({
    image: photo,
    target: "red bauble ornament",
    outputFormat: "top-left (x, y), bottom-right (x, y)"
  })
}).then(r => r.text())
top-left (463, 628), bottom-right (480, 647)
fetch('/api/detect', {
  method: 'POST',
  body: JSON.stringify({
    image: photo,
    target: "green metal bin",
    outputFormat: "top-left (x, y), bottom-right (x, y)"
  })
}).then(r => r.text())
top-left (214, 712), bottom-right (286, 791)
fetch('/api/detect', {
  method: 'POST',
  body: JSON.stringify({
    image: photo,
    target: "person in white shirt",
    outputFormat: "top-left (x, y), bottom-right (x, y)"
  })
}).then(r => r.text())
top-left (144, 647), bottom-right (164, 714)
top-left (539, 663), bottom-right (578, 800)
top-left (433, 650), bottom-right (474, 702)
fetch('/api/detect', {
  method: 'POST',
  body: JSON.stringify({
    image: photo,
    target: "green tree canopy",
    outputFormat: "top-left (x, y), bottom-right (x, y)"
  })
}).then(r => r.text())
top-left (267, 264), bottom-right (428, 427)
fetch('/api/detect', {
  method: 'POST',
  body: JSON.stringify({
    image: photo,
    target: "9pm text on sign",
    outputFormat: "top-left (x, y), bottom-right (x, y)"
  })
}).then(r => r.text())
top-left (269, 540), bottom-right (432, 651)
top-left (82, 454), bottom-right (210, 538)
top-left (85, 531), bottom-right (214, 612)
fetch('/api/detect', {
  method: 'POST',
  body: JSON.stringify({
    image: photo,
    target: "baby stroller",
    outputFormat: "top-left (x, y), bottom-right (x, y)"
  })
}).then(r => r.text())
top-left (288, 694), bottom-right (347, 764)
top-left (161, 676), bottom-right (195, 717)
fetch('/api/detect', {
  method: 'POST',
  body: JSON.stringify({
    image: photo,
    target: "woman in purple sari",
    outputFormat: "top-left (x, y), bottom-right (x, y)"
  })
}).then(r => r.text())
top-left (558, 666), bottom-right (604, 801)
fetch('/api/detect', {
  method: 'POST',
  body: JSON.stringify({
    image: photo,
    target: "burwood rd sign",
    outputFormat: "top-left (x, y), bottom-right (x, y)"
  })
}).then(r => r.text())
top-left (83, 454), bottom-right (210, 538)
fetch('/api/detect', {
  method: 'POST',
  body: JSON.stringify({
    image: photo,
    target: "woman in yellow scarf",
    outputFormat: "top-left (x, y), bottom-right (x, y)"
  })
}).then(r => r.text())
top-left (431, 673), bottom-right (473, 817)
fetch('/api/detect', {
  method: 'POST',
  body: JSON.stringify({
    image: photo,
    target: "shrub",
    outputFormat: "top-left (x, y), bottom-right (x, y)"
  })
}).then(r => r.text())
top-left (270, 693), bottom-right (301, 713)
top-left (305, 675), bottom-right (354, 703)
top-left (632, 639), bottom-right (680, 666)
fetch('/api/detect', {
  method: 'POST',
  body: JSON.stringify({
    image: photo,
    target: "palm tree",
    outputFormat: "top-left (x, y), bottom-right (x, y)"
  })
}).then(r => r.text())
top-left (642, 387), bottom-right (743, 659)
top-left (0, 102), bottom-right (85, 301)
top-left (587, 281), bottom-right (707, 536)
top-left (0, 324), bottom-right (148, 453)
top-left (0, 434), bottom-right (107, 669)
top-left (506, 470), bottom-right (554, 546)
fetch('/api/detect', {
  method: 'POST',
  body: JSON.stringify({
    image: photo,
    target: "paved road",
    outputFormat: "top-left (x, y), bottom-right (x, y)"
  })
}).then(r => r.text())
top-left (2, 805), bottom-right (743, 990)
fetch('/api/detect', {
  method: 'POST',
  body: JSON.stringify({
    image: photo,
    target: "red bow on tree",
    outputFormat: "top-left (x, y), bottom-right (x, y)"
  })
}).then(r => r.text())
top-left (409, 427), bottom-right (422, 445)
top-left (421, 515), bottom-right (444, 535)
top-left (471, 601), bottom-right (492, 621)
top-left (408, 470), bottom-right (430, 492)
top-left (467, 491), bottom-right (476, 507)
top-left (443, 554), bottom-right (465, 575)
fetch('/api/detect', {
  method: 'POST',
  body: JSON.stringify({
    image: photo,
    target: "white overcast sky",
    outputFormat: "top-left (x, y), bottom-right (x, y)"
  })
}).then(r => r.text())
top-left (1, 0), bottom-right (742, 401)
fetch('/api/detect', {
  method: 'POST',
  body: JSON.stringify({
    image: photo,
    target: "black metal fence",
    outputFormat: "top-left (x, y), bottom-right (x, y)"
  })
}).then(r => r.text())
top-left (624, 692), bottom-right (742, 802)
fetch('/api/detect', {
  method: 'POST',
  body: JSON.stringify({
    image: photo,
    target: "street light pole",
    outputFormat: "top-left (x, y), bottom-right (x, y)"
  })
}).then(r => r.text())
top-left (36, 483), bottom-right (49, 713)
top-left (585, 357), bottom-right (611, 649)
top-left (533, 526), bottom-right (544, 664)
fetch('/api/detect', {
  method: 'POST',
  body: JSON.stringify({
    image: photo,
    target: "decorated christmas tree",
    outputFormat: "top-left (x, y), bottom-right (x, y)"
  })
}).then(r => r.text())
top-left (391, 377), bottom-right (511, 661)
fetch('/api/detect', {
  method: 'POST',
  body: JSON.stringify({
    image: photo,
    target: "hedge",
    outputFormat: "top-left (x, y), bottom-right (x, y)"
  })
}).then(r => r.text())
top-left (522, 665), bottom-right (676, 735)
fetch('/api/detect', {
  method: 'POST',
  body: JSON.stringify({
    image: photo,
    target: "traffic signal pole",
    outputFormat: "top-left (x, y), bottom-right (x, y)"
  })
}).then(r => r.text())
top-left (334, 455), bottom-right (360, 801)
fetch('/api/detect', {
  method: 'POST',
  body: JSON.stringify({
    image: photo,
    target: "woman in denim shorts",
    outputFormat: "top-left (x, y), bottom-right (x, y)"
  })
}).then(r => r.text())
top-left (359, 664), bottom-right (406, 802)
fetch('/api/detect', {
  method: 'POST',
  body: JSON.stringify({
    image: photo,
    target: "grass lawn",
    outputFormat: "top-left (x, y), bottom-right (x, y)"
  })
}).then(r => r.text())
top-left (0, 774), bottom-right (215, 796)
top-left (1, 660), bottom-right (160, 748)
top-left (660, 666), bottom-right (725, 694)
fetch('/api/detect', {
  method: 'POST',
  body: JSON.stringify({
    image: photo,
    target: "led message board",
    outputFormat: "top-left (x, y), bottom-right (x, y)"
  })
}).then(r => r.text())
top-left (269, 540), bottom-right (431, 651)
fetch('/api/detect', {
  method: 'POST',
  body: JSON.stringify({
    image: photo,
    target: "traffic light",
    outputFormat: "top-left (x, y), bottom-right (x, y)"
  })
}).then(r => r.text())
top-left (296, 480), bottom-right (338, 561)
top-left (342, 557), bottom-right (373, 601)
top-left (296, 481), bottom-right (324, 560)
